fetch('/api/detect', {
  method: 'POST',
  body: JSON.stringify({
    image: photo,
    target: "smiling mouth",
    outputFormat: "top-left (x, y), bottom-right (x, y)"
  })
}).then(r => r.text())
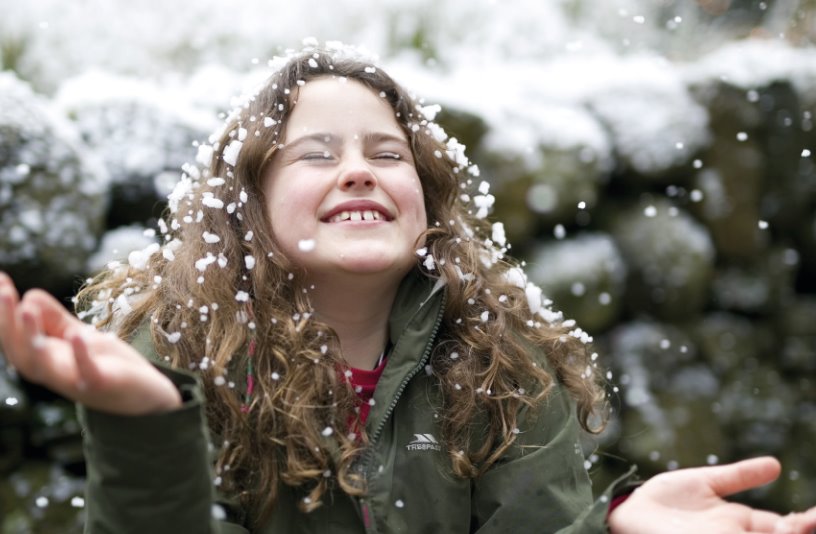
top-left (325, 210), bottom-right (388, 223)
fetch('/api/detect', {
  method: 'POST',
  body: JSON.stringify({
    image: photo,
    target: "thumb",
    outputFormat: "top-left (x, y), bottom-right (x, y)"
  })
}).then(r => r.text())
top-left (705, 456), bottom-right (781, 498)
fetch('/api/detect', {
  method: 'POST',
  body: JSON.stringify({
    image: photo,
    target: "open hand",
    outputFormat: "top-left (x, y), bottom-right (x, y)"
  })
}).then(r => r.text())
top-left (608, 456), bottom-right (816, 534)
top-left (0, 272), bottom-right (181, 415)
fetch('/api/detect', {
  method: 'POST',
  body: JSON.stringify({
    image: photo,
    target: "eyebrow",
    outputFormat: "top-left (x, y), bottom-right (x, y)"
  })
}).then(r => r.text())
top-left (284, 131), bottom-right (410, 151)
top-left (361, 132), bottom-right (410, 147)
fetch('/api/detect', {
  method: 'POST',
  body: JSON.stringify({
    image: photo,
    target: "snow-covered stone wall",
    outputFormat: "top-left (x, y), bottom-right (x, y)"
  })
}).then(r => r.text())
top-left (1, 1), bottom-right (815, 528)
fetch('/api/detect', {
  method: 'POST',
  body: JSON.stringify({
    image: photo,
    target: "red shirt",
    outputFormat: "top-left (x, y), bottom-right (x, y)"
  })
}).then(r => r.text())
top-left (345, 357), bottom-right (387, 426)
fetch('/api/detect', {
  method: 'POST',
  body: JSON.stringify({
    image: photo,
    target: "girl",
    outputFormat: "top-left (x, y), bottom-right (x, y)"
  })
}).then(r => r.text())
top-left (1, 45), bottom-right (815, 533)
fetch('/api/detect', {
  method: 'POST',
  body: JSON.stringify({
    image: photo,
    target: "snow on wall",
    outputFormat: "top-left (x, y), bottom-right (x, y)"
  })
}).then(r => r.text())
top-left (683, 39), bottom-right (816, 95)
top-left (54, 71), bottom-right (218, 186)
top-left (86, 225), bottom-right (159, 273)
top-left (0, 72), bottom-right (108, 275)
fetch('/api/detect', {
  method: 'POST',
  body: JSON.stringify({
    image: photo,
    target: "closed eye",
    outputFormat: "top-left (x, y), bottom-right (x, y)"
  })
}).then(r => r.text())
top-left (301, 151), bottom-right (333, 161)
top-left (373, 152), bottom-right (402, 160)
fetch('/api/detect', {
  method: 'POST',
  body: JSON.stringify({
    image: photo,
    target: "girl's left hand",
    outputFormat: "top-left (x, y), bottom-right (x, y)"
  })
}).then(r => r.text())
top-left (608, 456), bottom-right (816, 534)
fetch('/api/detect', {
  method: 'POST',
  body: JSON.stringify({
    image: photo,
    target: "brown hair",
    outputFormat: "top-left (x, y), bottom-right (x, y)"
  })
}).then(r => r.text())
top-left (77, 46), bottom-right (605, 524)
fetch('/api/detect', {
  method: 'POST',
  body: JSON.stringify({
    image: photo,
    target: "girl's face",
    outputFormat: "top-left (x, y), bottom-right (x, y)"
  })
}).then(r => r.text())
top-left (263, 77), bottom-right (427, 285)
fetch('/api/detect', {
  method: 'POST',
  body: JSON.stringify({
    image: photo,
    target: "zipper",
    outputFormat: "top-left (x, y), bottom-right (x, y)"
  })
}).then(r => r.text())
top-left (369, 291), bottom-right (445, 446)
top-left (358, 291), bottom-right (446, 533)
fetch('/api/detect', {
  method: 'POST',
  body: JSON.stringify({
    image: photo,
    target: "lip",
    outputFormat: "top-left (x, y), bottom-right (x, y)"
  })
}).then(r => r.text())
top-left (321, 199), bottom-right (394, 222)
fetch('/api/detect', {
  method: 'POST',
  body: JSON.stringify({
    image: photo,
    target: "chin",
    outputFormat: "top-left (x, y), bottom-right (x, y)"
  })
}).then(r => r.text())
top-left (337, 259), bottom-right (407, 276)
top-left (335, 253), bottom-right (415, 278)
top-left (331, 242), bottom-right (412, 270)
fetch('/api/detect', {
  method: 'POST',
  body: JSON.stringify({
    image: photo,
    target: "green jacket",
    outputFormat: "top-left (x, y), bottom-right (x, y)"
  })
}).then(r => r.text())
top-left (79, 273), bottom-right (629, 533)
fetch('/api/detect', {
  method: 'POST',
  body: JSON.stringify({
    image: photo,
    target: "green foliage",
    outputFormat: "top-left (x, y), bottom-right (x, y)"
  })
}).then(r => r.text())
top-left (1, 34), bottom-right (28, 75)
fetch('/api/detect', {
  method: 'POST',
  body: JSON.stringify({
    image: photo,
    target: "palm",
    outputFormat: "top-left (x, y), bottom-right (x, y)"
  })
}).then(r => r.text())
top-left (0, 274), bottom-right (180, 415)
top-left (618, 483), bottom-right (758, 533)
top-left (608, 457), bottom-right (816, 534)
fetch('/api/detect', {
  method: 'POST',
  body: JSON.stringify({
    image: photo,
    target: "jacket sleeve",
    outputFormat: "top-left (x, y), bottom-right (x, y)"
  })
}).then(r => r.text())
top-left (78, 361), bottom-right (250, 534)
top-left (470, 382), bottom-right (636, 534)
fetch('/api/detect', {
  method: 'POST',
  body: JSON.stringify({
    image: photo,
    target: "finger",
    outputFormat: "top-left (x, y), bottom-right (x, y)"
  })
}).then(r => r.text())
top-left (69, 328), bottom-right (103, 392)
top-left (705, 457), bottom-right (781, 498)
top-left (773, 508), bottom-right (816, 534)
top-left (0, 290), bottom-right (18, 355)
top-left (0, 271), bottom-right (21, 308)
top-left (747, 508), bottom-right (784, 532)
top-left (20, 289), bottom-right (80, 339)
top-left (0, 272), bottom-right (22, 353)
top-left (19, 306), bottom-right (49, 382)
top-left (0, 271), bottom-right (18, 300)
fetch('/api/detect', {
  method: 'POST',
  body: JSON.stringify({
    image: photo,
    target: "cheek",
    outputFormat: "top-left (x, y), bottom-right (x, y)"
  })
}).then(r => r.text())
top-left (400, 175), bottom-right (426, 216)
top-left (411, 182), bottom-right (428, 227)
top-left (265, 182), bottom-right (301, 246)
top-left (267, 177), bottom-right (310, 220)
top-left (406, 187), bottom-right (428, 244)
top-left (266, 193), bottom-right (284, 233)
top-left (414, 202), bottom-right (428, 232)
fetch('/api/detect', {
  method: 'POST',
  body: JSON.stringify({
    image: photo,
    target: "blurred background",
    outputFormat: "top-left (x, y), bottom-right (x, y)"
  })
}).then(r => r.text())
top-left (1, 0), bottom-right (815, 530)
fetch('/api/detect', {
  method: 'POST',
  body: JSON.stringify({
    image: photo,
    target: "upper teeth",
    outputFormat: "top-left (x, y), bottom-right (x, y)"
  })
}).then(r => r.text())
top-left (328, 210), bottom-right (384, 223)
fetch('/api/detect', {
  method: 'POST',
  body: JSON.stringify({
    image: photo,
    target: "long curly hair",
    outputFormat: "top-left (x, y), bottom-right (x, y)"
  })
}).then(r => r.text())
top-left (76, 45), bottom-right (606, 524)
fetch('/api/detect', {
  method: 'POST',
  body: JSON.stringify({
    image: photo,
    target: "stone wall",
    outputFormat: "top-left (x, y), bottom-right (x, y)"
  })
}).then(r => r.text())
top-left (1, 40), bottom-right (815, 530)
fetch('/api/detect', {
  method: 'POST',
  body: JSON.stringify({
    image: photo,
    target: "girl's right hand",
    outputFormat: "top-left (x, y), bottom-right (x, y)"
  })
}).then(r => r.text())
top-left (0, 271), bottom-right (182, 415)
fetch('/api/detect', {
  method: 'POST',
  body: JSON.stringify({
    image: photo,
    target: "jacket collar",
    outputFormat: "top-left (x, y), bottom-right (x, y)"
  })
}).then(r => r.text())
top-left (387, 269), bottom-right (446, 343)
top-left (365, 269), bottom-right (446, 437)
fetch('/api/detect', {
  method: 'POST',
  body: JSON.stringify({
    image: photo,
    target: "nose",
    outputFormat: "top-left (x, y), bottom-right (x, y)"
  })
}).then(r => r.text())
top-left (338, 158), bottom-right (377, 191)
